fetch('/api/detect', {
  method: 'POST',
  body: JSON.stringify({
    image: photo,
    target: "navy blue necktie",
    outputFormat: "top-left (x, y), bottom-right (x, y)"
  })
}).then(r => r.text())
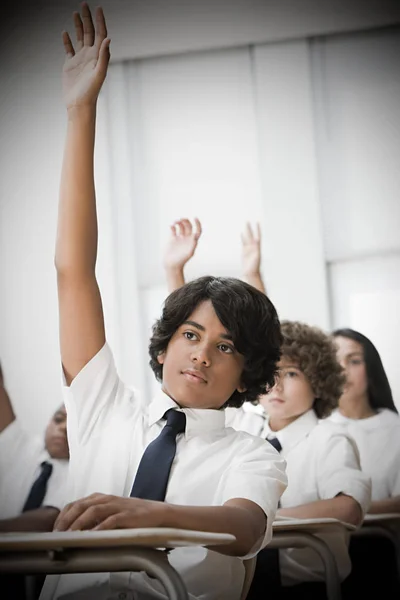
top-left (267, 436), bottom-right (282, 453)
top-left (22, 461), bottom-right (53, 512)
top-left (130, 409), bottom-right (186, 502)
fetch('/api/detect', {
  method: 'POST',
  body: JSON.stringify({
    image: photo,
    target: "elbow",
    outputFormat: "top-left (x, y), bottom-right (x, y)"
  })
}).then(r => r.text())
top-left (343, 498), bottom-right (363, 527)
top-left (233, 514), bottom-right (266, 557)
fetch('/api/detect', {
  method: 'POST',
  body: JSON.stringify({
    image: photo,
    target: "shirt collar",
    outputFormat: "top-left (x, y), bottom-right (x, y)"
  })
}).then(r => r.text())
top-left (330, 407), bottom-right (397, 431)
top-left (147, 388), bottom-right (226, 438)
top-left (265, 409), bottom-right (318, 453)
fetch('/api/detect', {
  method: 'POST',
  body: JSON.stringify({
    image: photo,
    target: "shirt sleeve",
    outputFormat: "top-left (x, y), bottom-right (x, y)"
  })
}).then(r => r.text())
top-left (315, 424), bottom-right (372, 518)
top-left (0, 419), bottom-right (42, 476)
top-left (216, 433), bottom-right (288, 559)
top-left (62, 342), bottom-right (137, 448)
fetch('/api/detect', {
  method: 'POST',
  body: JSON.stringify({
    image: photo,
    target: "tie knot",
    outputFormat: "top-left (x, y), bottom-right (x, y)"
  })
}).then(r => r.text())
top-left (267, 436), bottom-right (282, 452)
top-left (40, 461), bottom-right (53, 477)
top-left (164, 409), bottom-right (186, 434)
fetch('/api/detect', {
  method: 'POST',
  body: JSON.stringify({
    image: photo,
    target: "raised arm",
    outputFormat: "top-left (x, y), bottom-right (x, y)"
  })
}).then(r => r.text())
top-left (55, 4), bottom-right (110, 385)
top-left (0, 363), bottom-right (15, 433)
top-left (241, 222), bottom-right (267, 295)
top-left (163, 218), bottom-right (202, 293)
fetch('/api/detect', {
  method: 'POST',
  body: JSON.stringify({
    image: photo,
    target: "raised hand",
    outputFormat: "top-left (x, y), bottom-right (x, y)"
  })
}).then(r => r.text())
top-left (163, 218), bottom-right (202, 272)
top-left (241, 222), bottom-right (261, 277)
top-left (62, 3), bottom-right (110, 109)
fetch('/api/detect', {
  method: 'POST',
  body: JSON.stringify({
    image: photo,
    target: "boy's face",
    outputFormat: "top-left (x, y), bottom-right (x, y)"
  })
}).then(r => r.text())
top-left (260, 357), bottom-right (314, 431)
top-left (158, 300), bottom-right (246, 409)
top-left (44, 405), bottom-right (69, 459)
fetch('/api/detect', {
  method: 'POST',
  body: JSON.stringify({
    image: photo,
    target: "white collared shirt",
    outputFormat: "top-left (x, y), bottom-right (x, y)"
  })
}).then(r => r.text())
top-left (328, 408), bottom-right (400, 500)
top-left (225, 402), bottom-right (266, 437)
top-left (231, 408), bottom-right (372, 585)
top-left (41, 342), bottom-right (287, 600)
top-left (0, 419), bottom-right (69, 519)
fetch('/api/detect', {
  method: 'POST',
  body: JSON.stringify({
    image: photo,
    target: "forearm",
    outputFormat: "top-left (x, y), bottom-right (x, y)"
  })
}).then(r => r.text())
top-left (0, 383), bottom-right (15, 433)
top-left (243, 272), bottom-right (266, 295)
top-left (165, 267), bottom-right (185, 293)
top-left (368, 496), bottom-right (400, 515)
top-left (278, 495), bottom-right (363, 526)
top-left (160, 500), bottom-right (266, 556)
top-left (0, 507), bottom-right (60, 532)
top-left (55, 106), bottom-right (99, 276)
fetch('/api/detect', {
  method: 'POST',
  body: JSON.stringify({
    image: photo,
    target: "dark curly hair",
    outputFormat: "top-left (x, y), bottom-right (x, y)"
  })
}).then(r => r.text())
top-left (280, 321), bottom-right (345, 418)
top-left (333, 328), bottom-right (397, 414)
top-left (149, 276), bottom-right (282, 408)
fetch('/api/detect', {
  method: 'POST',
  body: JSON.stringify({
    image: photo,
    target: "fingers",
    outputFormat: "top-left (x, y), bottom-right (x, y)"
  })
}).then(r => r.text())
top-left (94, 511), bottom-right (133, 530)
top-left (64, 4), bottom-right (108, 58)
top-left (242, 222), bottom-right (261, 243)
top-left (68, 503), bottom-right (117, 531)
top-left (171, 218), bottom-right (202, 238)
top-left (180, 218), bottom-right (192, 236)
top-left (95, 37), bottom-right (111, 81)
top-left (62, 31), bottom-right (75, 58)
top-left (193, 217), bottom-right (202, 240)
top-left (81, 2), bottom-right (95, 46)
top-left (95, 6), bottom-right (108, 47)
top-left (54, 493), bottom-right (111, 531)
top-left (73, 12), bottom-right (84, 50)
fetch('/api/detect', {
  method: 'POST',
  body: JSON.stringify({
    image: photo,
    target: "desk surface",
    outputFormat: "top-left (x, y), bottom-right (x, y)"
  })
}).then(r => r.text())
top-left (364, 513), bottom-right (400, 523)
top-left (273, 517), bottom-right (356, 532)
top-left (0, 528), bottom-right (236, 552)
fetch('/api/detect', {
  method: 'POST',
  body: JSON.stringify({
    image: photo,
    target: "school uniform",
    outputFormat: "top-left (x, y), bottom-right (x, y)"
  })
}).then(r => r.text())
top-left (0, 419), bottom-right (69, 519)
top-left (232, 408), bottom-right (371, 586)
top-left (327, 408), bottom-right (400, 599)
top-left (327, 408), bottom-right (400, 500)
top-left (225, 402), bottom-right (266, 435)
top-left (40, 342), bottom-right (287, 600)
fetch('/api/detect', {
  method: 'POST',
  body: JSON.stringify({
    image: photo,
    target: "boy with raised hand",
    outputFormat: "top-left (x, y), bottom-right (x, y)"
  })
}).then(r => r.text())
top-left (46, 5), bottom-right (287, 599)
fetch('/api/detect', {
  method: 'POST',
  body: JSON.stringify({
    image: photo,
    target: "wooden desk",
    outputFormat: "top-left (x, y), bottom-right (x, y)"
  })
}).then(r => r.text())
top-left (271, 517), bottom-right (356, 600)
top-left (0, 528), bottom-right (236, 600)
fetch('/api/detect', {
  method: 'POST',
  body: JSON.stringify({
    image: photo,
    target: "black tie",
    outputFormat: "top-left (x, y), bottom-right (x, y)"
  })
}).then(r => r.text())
top-left (267, 436), bottom-right (282, 453)
top-left (22, 461), bottom-right (53, 512)
top-left (130, 409), bottom-right (186, 502)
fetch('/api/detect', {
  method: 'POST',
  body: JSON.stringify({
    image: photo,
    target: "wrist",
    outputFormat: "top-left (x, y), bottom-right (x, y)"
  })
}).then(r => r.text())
top-left (67, 104), bottom-right (97, 122)
top-left (164, 264), bottom-right (185, 274)
top-left (243, 269), bottom-right (261, 279)
top-left (154, 500), bottom-right (174, 527)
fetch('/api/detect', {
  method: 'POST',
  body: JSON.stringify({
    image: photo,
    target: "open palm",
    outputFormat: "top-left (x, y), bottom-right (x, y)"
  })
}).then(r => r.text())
top-left (241, 222), bottom-right (261, 275)
top-left (62, 4), bottom-right (110, 108)
top-left (164, 218), bottom-right (202, 270)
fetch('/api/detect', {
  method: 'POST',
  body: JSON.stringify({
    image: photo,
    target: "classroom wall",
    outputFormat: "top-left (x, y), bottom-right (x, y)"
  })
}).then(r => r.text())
top-left (1, 0), bottom-right (399, 433)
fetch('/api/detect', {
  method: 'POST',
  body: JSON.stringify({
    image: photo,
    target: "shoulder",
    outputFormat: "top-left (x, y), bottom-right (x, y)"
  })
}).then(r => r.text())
top-left (309, 419), bottom-right (358, 451)
top-left (0, 418), bottom-right (42, 454)
top-left (376, 408), bottom-right (400, 429)
top-left (225, 427), bottom-right (284, 462)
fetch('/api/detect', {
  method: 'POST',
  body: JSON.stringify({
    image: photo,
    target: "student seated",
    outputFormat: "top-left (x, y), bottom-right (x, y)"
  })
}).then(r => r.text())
top-left (0, 363), bottom-right (69, 600)
top-left (0, 363), bottom-right (69, 532)
top-left (43, 6), bottom-right (288, 599)
top-left (330, 329), bottom-right (400, 598)
top-left (165, 221), bottom-right (372, 598)
top-left (244, 321), bottom-right (371, 599)
top-left (330, 329), bottom-right (400, 514)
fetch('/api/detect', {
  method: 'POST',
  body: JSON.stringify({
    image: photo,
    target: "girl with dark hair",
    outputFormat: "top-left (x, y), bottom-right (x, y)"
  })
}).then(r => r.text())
top-left (330, 330), bottom-right (400, 515)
